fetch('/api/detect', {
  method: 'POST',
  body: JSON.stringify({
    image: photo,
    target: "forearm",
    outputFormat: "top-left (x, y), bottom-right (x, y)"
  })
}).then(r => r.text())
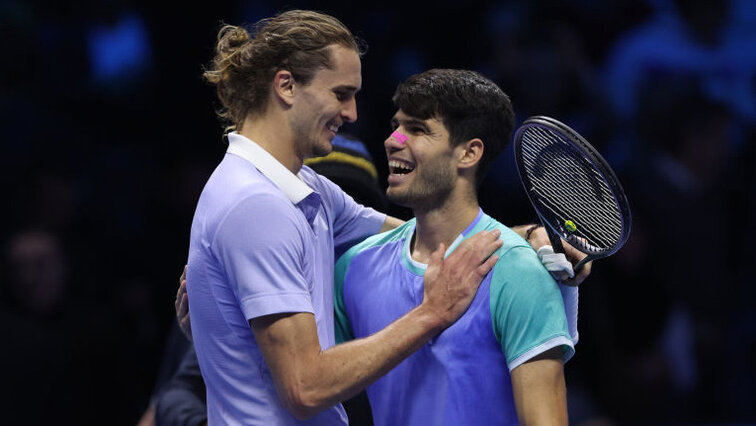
top-left (511, 348), bottom-right (568, 426)
top-left (254, 305), bottom-right (445, 419)
top-left (513, 381), bottom-right (567, 426)
top-left (379, 214), bottom-right (405, 233)
top-left (256, 229), bottom-right (502, 419)
top-left (510, 223), bottom-right (535, 239)
top-left (295, 231), bottom-right (501, 411)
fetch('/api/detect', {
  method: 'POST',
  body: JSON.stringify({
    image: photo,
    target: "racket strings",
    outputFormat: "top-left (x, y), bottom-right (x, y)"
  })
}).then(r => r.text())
top-left (520, 127), bottom-right (623, 253)
top-left (523, 138), bottom-right (621, 250)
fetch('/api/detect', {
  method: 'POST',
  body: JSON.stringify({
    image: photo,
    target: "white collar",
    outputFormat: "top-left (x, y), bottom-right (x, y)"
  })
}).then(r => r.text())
top-left (226, 132), bottom-right (314, 203)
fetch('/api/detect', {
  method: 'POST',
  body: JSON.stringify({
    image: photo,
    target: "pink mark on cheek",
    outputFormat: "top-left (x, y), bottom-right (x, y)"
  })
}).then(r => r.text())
top-left (391, 131), bottom-right (408, 145)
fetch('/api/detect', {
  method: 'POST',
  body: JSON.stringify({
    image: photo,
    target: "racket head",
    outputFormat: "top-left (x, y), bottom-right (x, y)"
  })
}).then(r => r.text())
top-left (513, 116), bottom-right (631, 258)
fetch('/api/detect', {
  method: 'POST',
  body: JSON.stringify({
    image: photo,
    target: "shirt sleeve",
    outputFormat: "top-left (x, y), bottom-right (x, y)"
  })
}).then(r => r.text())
top-left (314, 173), bottom-right (385, 256)
top-left (212, 193), bottom-right (314, 320)
top-left (490, 246), bottom-right (575, 371)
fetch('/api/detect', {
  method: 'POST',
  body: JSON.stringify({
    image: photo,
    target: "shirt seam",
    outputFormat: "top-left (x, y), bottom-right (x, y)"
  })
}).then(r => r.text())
top-left (508, 334), bottom-right (574, 371)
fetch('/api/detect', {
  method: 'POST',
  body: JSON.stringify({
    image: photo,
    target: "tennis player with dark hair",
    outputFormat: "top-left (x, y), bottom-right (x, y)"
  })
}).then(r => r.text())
top-left (163, 130), bottom-right (583, 425)
top-left (334, 69), bottom-right (578, 425)
top-left (186, 10), bottom-right (504, 425)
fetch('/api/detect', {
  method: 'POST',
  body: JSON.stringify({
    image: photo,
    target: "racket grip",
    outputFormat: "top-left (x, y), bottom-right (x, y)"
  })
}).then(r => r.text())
top-left (546, 227), bottom-right (565, 254)
top-left (573, 257), bottom-right (589, 273)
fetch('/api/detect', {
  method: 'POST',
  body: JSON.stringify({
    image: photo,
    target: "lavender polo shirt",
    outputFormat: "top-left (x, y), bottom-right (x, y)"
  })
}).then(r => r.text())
top-left (186, 133), bottom-right (385, 425)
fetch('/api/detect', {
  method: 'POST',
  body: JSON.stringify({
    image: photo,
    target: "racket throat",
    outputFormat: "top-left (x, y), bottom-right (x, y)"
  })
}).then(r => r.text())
top-left (537, 211), bottom-right (566, 254)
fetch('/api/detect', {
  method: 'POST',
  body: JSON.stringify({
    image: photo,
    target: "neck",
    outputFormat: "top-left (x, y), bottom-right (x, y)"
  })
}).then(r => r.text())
top-left (239, 113), bottom-right (302, 174)
top-left (410, 185), bottom-right (480, 264)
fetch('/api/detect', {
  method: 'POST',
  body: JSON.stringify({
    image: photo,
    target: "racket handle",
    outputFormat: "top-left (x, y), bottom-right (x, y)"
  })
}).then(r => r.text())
top-left (546, 227), bottom-right (565, 254)
top-left (546, 227), bottom-right (587, 283)
top-left (573, 257), bottom-right (589, 273)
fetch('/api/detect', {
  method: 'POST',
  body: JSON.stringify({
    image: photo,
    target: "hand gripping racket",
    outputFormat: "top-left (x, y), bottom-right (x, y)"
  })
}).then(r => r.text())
top-left (513, 116), bottom-right (631, 272)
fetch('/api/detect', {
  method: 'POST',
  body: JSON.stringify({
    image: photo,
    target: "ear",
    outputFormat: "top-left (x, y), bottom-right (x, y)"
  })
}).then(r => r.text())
top-left (456, 138), bottom-right (484, 171)
top-left (273, 70), bottom-right (295, 106)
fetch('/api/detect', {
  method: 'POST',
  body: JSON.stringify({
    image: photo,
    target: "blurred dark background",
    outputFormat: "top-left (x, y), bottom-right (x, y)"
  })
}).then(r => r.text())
top-left (1, 0), bottom-right (755, 424)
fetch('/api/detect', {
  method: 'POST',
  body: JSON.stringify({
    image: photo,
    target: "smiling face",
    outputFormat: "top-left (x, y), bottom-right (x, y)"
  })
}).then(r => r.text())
top-left (289, 44), bottom-right (362, 160)
top-left (384, 109), bottom-right (461, 210)
top-left (391, 69), bottom-right (515, 187)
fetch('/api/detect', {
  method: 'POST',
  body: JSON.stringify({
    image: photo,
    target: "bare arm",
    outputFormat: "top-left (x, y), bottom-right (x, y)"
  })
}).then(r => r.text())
top-left (510, 347), bottom-right (568, 426)
top-left (252, 230), bottom-right (502, 420)
top-left (379, 214), bottom-right (405, 233)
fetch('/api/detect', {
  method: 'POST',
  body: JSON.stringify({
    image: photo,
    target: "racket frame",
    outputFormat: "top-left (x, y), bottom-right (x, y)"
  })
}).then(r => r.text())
top-left (513, 116), bottom-right (631, 273)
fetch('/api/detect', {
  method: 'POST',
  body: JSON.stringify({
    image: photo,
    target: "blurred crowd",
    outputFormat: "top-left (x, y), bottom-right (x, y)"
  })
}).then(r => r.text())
top-left (1, 0), bottom-right (755, 424)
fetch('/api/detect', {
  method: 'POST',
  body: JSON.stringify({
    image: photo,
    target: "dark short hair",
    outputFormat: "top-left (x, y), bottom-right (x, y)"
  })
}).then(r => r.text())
top-left (392, 69), bottom-right (515, 186)
top-left (204, 10), bottom-right (364, 131)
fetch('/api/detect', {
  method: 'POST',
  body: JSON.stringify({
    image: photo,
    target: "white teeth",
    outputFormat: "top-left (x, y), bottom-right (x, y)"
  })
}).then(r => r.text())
top-left (389, 160), bottom-right (415, 174)
top-left (328, 123), bottom-right (340, 132)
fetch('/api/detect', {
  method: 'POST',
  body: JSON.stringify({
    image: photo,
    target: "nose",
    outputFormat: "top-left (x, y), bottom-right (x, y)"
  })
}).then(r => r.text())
top-left (384, 130), bottom-right (407, 151)
top-left (342, 98), bottom-right (357, 123)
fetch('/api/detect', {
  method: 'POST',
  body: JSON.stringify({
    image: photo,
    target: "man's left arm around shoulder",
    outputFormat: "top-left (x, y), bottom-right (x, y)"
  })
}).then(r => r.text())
top-left (510, 347), bottom-right (568, 426)
top-left (383, 219), bottom-right (592, 285)
top-left (510, 224), bottom-right (592, 286)
top-left (379, 215), bottom-right (405, 233)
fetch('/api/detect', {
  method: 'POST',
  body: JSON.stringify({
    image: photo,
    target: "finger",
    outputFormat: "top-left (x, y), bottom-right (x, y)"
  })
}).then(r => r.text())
top-left (484, 228), bottom-right (501, 243)
top-left (573, 260), bottom-right (592, 285)
top-left (179, 310), bottom-right (193, 342)
top-left (180, 265), bottom-right (187, 283)
top-left (182, 293), bottom-right (190, 317)
top-left (180, 316), bottom-right (191, 332)
top-left (177, 291), bottom-right (185, 318)
top-left (175, 283), bottom-right (184, 313)
top-left (463, 229), bottom-right (499, 247)
top-left (466, 229), bottom-right (501, 257)
top-left (563, 261), bottom-right (592, 286)
top-left (476, 253), bottom-right (499, 276)
top-left (177, 279), bottom-right (187, 299)
top-left (488, 229), bottom-right (502, 247)
top-left (177, 292), bottom-right (189, 319)
top-left (561, 242), bottom-right (587, 264)
top-left (429, 243), bottom-right (446, 265)
top-left (177, 282), bottom-right (188, 311)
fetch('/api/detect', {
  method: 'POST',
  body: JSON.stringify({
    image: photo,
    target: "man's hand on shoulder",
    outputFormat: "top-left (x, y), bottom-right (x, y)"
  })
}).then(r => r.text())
top-left (420, 229), bottom-right (503, 329)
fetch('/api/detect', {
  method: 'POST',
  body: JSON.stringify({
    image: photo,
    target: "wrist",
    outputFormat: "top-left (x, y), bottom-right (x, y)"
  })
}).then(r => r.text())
top-left (412, 304), bottom-right (448, 334)
top-left (525, 224), bottom-right (542, 241)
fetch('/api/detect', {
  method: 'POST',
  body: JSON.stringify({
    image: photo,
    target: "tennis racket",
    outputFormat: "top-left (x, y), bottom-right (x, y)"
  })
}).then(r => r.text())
top-left (513, 116), bottom-right (631, 273)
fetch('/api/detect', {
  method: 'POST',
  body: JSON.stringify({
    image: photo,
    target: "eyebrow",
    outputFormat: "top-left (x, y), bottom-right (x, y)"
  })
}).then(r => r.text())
top-left (392, 116), bottom-right (430, 132)
top-left (334, 85), bottom-right (361, 94)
